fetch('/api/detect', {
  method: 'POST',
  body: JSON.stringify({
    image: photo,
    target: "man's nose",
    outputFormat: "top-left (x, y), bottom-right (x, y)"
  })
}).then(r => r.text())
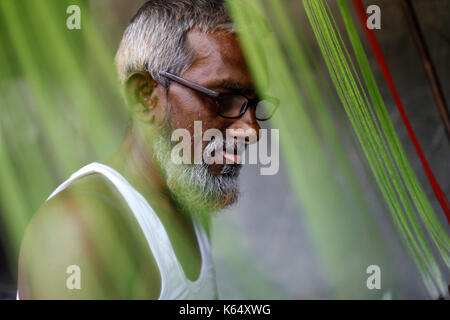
top-left (226, 109), bottom-right (260, 144)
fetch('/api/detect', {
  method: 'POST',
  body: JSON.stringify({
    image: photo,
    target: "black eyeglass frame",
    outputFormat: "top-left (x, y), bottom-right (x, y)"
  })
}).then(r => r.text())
top-left (159, 71), bottom-right (278, 121)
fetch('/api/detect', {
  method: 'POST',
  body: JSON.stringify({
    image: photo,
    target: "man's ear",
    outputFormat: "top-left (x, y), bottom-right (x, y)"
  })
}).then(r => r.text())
top-left (125, 72), bottom-right (159, 123)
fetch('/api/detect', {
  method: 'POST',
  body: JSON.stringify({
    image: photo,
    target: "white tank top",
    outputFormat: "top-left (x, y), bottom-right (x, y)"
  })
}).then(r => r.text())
top-left (18, 162), bottom-right (218, 300)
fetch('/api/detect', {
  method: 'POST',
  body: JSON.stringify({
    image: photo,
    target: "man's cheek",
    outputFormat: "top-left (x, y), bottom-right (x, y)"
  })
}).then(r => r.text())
top-left (192, 121), bottom-right (203, 164)
top-left (192, 120), bottom-right (222, 164)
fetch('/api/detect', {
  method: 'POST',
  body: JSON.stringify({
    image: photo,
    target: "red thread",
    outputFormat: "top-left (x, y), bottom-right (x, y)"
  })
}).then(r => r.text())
top-left (353, 0), bottom-right (449, 223)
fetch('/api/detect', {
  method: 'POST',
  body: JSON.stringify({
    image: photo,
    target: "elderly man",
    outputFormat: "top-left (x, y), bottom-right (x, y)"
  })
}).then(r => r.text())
top-left (17, 0), bottom-right (276, 299)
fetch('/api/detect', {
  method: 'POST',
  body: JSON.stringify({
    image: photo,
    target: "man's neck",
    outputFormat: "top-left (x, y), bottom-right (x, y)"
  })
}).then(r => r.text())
top-left (106, 126), bottom-right (212, 235)
top-left (108, 128), bottom-right (167, 198)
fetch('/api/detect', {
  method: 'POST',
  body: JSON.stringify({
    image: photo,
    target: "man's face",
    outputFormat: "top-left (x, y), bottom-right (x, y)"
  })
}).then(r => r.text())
top-left (134, 29), bottom-right (262, 211)
top-left (163, 29), bottom-right (261, 176)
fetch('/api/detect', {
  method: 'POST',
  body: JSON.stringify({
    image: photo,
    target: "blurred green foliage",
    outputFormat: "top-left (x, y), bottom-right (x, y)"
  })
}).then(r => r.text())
top-left (0, 0), bottom-right (447, 299)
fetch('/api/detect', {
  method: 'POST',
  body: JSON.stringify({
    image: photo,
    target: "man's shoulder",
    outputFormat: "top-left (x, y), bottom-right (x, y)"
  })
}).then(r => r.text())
top-left (22, 173), bottom-right (122, 240)
top-left (18, 172), bottom-right (162, 299)
top-left (28, 172), bottom-right (146, 251)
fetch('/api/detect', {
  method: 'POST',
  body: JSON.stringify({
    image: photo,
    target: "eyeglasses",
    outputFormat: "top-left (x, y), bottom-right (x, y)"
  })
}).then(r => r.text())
top-left (159, 71), bottom-right (279, 121)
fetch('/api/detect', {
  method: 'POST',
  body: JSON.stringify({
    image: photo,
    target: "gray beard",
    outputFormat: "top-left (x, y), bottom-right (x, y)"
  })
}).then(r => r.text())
top-left (151, 131), bottom-right (241, 220)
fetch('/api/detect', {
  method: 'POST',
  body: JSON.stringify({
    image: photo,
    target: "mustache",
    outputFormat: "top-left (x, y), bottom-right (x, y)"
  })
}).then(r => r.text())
top-left (204, 136), bottom-right (247, 159)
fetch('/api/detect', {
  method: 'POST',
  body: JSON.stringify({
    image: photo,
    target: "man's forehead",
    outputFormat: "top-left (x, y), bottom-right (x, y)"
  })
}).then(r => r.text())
top-left (186, 29), bottom-right (245, 63)
top-left (184, 29), bottom-right (252, 88)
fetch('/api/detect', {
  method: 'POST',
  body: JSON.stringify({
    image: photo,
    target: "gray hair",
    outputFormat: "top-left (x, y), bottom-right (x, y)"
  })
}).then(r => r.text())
top-left (115, 0), bottom-right (234, 88)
